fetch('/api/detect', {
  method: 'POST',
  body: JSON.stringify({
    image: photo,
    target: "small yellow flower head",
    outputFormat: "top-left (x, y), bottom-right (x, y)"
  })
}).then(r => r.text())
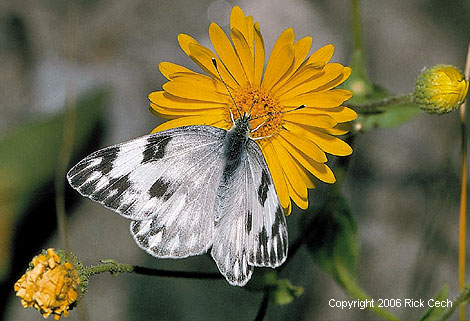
top-left (414, 64), bottom-right (469, 114)
top-left (14, 248), bottom-right (84, 320)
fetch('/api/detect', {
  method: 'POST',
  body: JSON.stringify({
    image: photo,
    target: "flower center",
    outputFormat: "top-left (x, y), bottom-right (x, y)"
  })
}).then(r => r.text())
top-left (229, 85), bottom-right (282, 139)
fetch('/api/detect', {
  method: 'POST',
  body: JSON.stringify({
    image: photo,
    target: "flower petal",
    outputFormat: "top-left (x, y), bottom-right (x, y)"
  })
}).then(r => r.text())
top-left (262, 28), bottom-right (295, 90)
top-left (253, 22), bottom-right (265, 85)
top-left (149, 91), bottom-right (225, 109)
top-left (271, 138), bottom-right (308, 200)
top-left (162, 77), bottom-right (230, 102)
top-left (152, 114), bottom-right (230, 132)
top-left (209, 23), bottom-right (248, 86)
top-left (262, 45), bottom-right (295, 90)
top-left (178, 34), bottom-right (238, 89)
top-left (159, 62), bottom-right (197, 80)
top-left (278, 130), bottom-right (327, 163)
top-left (311, 66), bottom-right (352, 93)
top-left (283, 122), bottom-right (353, 156)
top-left (270, 37), bottom-right (313, 94)
top-left (231, 28), bottom-right (255, 84)
top-left (259, 140), bottom-right (290, 209)
top-left (306, 44), bottom-right (335, 66)
top-left (230, 6), bottom-right (254, 54)
top-left (283, 113), bottom-right (337, 128)
top-left (277, 132), bottom-right (336, 183)
top-left (280, 89), bottom-right (353, 108)
top-left (278, 63), bottom-right (345, 99)
top-left (150, 102), bottom-right (228, 118)
top-left (295, 106), bottom-right (357, 123)
top-left (272, 64), bottom-right (325, 97)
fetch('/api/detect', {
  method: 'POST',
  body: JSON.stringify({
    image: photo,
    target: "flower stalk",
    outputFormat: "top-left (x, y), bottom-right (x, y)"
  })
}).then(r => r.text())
top-left (458, 42), bottom-right (470, 321)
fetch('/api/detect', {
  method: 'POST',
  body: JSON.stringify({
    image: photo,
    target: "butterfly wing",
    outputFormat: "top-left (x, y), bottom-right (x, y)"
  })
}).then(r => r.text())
top-left (67, 126), bottom-right (226, 258)
top-left (211, 139), bottom-right (288, 286)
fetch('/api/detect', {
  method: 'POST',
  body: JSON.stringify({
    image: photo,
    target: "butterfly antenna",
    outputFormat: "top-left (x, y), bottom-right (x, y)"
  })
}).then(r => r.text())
top-left (211, 58), bottom-right (242, 120)
top-left (250, 104), bottom-right (306, 121)
top-left (250, 105), bottom-right (306, 135)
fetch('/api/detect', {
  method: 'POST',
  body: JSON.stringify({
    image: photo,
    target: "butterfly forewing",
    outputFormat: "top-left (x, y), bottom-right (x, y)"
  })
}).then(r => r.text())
top-left (211, 139), bottom-right (288, 286)
top-left (67, 126), bottom-right (227, 258)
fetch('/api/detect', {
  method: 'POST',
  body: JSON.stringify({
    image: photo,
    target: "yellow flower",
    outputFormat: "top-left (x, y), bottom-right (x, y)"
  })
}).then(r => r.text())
top-left (149, 6), bottom-right (356, 213)
top-left (14, 248), bottom-right (82, 320)
top-left (414, 64), bottom-right (469, 114)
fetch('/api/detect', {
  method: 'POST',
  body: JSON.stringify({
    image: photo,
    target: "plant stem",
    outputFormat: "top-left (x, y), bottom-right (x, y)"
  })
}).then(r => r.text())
top-left (351, 0), bottom-right (363, 53)
top-left (458, 42), bottom-right (470, 321)
top-left (255, 290), bottom-right (270, 321)
top-left (336, 265), bottom-right (403, 321)
top-left (81, 260), bottom-right (223, 280)
top-left (344, 94), bottom-right (414, 113)
top-left (436, 284), bottom-right (470, 321)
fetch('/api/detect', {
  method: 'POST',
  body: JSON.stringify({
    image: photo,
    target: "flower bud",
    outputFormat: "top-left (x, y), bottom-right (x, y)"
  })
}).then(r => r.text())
top-left (14, 248), bottom-right (85, 320)
top-left (414, 64), bottom-right (468, 114)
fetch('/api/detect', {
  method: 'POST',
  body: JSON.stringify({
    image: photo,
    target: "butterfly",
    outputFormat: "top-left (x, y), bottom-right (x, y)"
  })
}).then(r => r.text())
top-left (67, 107), bottom-right (288, 286)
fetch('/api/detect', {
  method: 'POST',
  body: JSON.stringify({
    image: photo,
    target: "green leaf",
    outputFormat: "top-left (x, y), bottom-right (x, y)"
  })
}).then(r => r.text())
top-left (264, 272), bottom-right (304, 305)
top-left (304, 191), bottom-right (358, 288)
top-left (0, 89), bottom-right (108, 281)
top-left (356, 101), bottom-right (422, 131)
top-left (417, 285), bottom-right (448, 321)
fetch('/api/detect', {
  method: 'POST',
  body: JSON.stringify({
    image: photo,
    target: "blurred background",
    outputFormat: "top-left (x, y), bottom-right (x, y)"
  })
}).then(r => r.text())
top-left (1, 0), bottom-right (469, 320)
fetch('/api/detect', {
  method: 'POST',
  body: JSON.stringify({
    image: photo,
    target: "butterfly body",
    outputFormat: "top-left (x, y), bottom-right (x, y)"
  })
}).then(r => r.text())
top-left (67, 114), bottom-right (287, 286)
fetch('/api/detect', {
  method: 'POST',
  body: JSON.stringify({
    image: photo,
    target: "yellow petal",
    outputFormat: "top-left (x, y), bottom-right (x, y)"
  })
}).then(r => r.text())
top-left (293, 37), bottom-right (313, 71)
top-left (230, 6), bottom-right (254, 54)
top-left (262, 45), bottom-right (295, 90)
top-left (280, 89), bottom-right (353, 108)
top-left (270, 36), bottom-right (313, 94)
top-left (294, 106), bottom-right (357, 123)
top-left (162, 78), bottom-right (229, 102)
top-left (271, 138), bottom-right (308, 200)
top-left (231, 28), bottom-right (255, 84)
top-left (209, 23), bottom-right (248, 86)
top-left (150, 102), bottom-right (228, 118)
top-left (259, 140), bottom-right (290, 209)
top-left (177, 34), bottom-right (238, 89)
top-left (306, 44), bottom-right (335, 66)
top-left (278, 132), bottom-right (336, 183)
top-left (283, 122), bottom-right (353, 156)
top-left (152, 114), bottom-right (230, 133)
top-left (279, 63), bottom-right (345, 99)
top-left (314, 126), bottom-right (350, 136)
top-left (311, 67), bottom-right (352, 93)
top-left (149, 91), bottom-right (225, 110)
top-left (253, 22), bottom-right (265, 85)
top-left (159, 62), bottom-right (197, 80)
top-left (262, 28), bottom-right (295, 90)
top-left (271, 63), bottom-right (324, 97)
top-left (278, 130), bottom-right (327, 163)
top-left (286, 176), bottom-right (308, 210)
top-left (283, 113), bottom-right (337, 128)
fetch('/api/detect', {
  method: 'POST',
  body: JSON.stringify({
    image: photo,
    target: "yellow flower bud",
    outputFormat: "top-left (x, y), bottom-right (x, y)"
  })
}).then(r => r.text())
top-left (14, 248), bottom-right (84, 320)
top-left (414, 64), bottom-right (468, 114)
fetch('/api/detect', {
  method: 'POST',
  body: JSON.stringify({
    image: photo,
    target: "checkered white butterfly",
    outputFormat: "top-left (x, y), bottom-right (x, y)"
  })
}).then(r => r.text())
top-left (67, 61), bottom-right (292, 286)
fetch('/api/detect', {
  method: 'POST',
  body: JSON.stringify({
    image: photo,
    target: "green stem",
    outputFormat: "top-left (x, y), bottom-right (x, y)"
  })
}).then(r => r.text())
top-left (81, 260), bottom-right (223, 280)
top-left (344, 94), bottom-right (414, 114)
top-left (351, 0), bottom-right (363, 53)
top-left (435, 284), bottom-right (470, 321)
top-left (337, 265), bottom-right (403, 321)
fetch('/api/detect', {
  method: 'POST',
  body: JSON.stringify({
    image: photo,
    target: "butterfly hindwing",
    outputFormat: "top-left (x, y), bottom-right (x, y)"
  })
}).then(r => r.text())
top-left (67, 126), bottom-right (227, 258)
top-left (211, 139), bottom-right (288, 286)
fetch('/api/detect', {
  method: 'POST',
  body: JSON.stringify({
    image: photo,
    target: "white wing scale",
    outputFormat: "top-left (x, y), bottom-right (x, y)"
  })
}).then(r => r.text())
top-left (68, 126), bottom-right (226, 258)
top-left (67, 124), bottom-right (288, 286)
top-left (211, 139), bottom-right (287, 286)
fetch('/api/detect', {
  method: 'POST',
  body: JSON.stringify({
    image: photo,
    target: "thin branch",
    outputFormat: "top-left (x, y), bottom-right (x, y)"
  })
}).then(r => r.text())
top-left (458, 41), bottom-right (470, 321)
top-left (255, 289), bottom-right (270, 321)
